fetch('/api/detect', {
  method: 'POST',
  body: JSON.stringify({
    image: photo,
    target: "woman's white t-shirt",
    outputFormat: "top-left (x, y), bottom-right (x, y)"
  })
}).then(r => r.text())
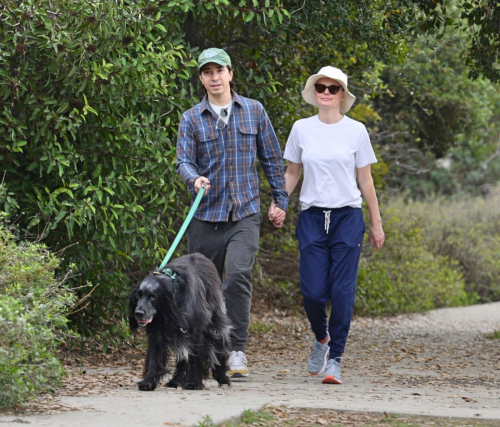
top-left (283, 115), bottom-right (377, 210)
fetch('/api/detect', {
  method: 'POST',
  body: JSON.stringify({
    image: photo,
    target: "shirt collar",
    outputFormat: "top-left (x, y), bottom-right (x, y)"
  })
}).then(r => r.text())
top-left (201, 90), bottom-right (243, 114)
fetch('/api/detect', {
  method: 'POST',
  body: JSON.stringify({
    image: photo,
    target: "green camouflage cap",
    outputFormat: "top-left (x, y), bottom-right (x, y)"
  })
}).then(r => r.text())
top-left (198, 48), bottom-right (231, 69)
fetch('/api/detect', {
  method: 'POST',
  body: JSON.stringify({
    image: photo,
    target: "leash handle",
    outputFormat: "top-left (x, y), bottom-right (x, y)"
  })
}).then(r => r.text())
top-left (158, 183), bottom-right (206, 271)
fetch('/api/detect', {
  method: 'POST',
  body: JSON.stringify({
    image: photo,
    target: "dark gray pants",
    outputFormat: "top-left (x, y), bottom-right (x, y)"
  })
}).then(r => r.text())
top-left (187, 213), bottom-right (262, 352)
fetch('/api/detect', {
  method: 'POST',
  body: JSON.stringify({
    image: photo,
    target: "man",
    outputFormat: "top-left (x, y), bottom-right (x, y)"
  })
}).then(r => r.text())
top-left (176, 47), bottom-right (288, 377)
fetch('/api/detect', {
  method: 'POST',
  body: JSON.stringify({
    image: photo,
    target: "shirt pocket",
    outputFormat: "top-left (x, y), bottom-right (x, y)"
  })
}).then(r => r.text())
top-left (197, 129), bottom-right (222, 159)
top-left (238, 124), bottom-right (258, 151)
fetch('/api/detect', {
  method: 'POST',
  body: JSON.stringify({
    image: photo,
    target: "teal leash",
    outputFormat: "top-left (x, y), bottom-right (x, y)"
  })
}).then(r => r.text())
top-left (158, 184), bottom-right (206, 280)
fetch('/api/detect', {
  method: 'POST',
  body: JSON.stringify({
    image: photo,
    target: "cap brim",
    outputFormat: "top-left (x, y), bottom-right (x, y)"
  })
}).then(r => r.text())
top-left (198, 59), bottom-right (230, 69)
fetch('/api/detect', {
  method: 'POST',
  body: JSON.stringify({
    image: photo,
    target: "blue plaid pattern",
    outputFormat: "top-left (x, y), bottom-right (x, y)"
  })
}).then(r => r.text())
top-left (176, 91), bottom-right (288, 222)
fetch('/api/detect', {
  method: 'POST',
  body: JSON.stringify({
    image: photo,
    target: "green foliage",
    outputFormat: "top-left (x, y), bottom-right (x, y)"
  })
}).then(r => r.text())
top-left (196, 415), bottom-right (216, 427)
top-left (356, 209), bottom-right (473, 317)
top-left (387, 188), bottom-right (500, 302)
top-left (486, 330), bottom-right (500, 340)
top-left (371, 18), bottom-right (500, 197)
top-left (0, 215), bottom-right (76, 410)
top-left (240, 408), bottom-right (274, 424)
top-left (460, 0), bottom-right (500, 82)
top-left (357, 188), bottom-right (500, 315)
top-left (0, 0), bottom-right (286, 337)
top-left (1, 0), bottom-right (499, 341)
top-left (248, 321), bottom-right (276, 333)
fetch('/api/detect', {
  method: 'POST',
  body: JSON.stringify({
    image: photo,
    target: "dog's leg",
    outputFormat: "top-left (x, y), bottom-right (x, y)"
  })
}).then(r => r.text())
top-left (212, 351), bottom-right (231, 387)
top-left (138, 335), bottom-right (167, 391)
top-left (183, 353), bottom-right (205, 390)
top-left (166, 358), bottom-right (187, 388)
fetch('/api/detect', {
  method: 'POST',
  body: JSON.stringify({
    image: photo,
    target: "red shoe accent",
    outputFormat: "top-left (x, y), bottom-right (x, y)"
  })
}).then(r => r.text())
top-left (322, 375), bottom-right (342, 384)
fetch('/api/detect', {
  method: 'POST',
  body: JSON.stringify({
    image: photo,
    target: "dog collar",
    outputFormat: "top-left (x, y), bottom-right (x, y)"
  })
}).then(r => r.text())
top-left (154, 268), bottom-right (185, 333)
top-left (155, 268), bottom-right (179, 297)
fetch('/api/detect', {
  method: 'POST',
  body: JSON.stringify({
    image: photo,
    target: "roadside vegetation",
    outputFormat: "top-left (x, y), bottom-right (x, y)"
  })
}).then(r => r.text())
top-left (0, 214), bottom-right (76, 411)
top-left (1, 0), bottom-right (500, 412)
top-left (486, 330), bottom-right (500, 340)
top-left (217, 406), bottom-right (500, 427)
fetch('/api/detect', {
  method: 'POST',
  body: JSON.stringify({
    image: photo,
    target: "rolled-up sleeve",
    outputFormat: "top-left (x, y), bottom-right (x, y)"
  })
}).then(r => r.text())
top-left (256, 106), bottom-right (289, 212)
top-left (176, 113), bottom-right (200, 195)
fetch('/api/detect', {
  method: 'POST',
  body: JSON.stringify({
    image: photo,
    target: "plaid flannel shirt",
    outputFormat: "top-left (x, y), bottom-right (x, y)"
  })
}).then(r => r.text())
top-left (176, 91), bottom-right (288, 222)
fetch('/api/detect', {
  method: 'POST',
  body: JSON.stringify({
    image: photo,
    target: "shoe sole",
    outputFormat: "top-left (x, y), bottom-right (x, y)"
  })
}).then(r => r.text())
top-left (230, 372), bottom-right (249, 378)
top-left (322, 375), bottom-right (342, 384)
top-left (228, 369), bottom-right (249, 378)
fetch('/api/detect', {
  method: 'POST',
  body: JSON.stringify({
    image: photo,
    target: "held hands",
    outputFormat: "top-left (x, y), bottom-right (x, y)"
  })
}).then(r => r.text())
top-left (369, 223), bottom-right (385, 251)
top-left (194, 177), bottom-right (211, 195)
top-left (268, 200), bottom-right (286, 229)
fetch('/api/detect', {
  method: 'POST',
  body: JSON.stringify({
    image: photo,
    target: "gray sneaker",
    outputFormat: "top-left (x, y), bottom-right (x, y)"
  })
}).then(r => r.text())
top-left (322, 357), bottom-right (342, 384)
top-left (307, 333), bottom-right (330, 375)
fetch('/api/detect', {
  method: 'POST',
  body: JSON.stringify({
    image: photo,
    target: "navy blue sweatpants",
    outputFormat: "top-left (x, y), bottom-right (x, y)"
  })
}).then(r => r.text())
top-left (296, 206), bottom-right (365, 360)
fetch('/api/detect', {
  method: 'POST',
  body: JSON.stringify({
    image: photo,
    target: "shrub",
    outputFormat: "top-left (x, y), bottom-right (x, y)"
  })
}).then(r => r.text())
top-left (0, 0), bottom-right (284, 338)
top-left (384, 188), bottom-right (500, 302)
top-left (356, 208), bottom-right (474, 316)
top-left (0, 217), bottom-right (76, 410)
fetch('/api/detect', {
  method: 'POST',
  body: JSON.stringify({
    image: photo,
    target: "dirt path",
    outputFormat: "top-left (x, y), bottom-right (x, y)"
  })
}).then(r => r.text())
top-left (1, 302), bottom-right (499, 426)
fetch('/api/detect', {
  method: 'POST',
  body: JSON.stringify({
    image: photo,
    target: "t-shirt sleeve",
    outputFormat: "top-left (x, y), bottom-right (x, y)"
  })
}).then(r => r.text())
top-left (355, 124), bottom-right (378, 168)
top-left (283, 123), bottom-right (302, 164)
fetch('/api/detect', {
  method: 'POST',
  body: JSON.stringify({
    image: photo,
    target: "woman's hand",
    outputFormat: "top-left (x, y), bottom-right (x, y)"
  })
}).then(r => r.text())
top-left (268, 201), bottom-right (286, 228)
top-left (369, 223), bottom-right (385, 251)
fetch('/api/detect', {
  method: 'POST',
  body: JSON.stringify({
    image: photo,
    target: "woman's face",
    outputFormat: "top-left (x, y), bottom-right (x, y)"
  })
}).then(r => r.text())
top-left (314, 77), bottom-right (345, 111)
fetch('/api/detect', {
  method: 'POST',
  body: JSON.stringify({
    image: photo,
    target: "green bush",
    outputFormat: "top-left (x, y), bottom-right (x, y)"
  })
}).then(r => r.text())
top-left (356, 208), bottom-right (474, 316)
top-left (0, 0), bottom-right (285, 338)
top-left (383, 189), bottom-right (500, 302)
top-left (0, 217), bottom-right (76, 410)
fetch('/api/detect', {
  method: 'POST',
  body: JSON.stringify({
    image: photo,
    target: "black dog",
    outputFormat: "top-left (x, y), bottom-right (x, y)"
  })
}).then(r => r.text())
top-left (129, 253), bottom-right (232, 391)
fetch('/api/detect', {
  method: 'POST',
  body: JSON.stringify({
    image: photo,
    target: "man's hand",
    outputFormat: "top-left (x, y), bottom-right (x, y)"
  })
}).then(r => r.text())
top-left (268, 201), bottom-right (286, 229)
top-left (194, 177), bottom-right (211, 195)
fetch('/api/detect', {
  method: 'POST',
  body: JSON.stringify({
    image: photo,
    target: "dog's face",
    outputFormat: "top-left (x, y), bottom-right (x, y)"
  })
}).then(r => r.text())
top-left (132, 275), bottom-right (163, 327)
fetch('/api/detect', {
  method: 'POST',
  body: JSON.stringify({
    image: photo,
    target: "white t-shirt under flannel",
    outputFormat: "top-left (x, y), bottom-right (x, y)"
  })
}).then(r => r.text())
top-left (283, 115), bottom-right (377, 210)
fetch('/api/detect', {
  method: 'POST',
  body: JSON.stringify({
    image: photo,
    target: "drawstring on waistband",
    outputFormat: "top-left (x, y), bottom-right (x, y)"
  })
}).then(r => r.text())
top-left (323, 210), bottom-right (331, 234)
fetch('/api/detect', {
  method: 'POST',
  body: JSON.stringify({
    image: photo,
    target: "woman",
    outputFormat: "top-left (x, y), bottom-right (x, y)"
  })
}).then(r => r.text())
top-left (270, 66), bottom-right (384, 384)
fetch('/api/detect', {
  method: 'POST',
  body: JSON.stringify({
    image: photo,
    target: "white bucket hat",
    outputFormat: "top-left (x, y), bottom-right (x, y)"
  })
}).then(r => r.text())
top-left (302, 66), bottom-right (356, 114)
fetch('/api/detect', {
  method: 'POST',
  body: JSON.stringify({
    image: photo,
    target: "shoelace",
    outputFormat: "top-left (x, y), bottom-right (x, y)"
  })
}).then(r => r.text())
top-left (326, 357), bottom-right (342, 372)
top-left (323, 210), bottom-right (331, 234)
top-left (310, 341), bottom-right (327, 361)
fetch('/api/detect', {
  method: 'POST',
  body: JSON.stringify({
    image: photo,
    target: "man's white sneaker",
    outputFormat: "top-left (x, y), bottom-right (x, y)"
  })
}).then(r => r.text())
top-left (228, 351), bottom-right (249, 377)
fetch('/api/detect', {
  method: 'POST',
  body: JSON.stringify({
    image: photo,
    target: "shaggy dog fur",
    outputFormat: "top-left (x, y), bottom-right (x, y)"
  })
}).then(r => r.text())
top-left (129, 253), bottom-right (232, 391)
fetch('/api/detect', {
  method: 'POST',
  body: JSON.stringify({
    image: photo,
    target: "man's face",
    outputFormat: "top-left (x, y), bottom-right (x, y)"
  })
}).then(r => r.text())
top-left (199, 63), bottom-right (233, 99)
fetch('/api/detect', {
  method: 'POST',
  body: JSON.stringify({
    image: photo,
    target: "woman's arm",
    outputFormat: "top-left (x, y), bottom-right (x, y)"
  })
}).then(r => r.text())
top-left (284, 161), bottom-right (302, 196)
top-left (357, 165), bottom-right (385, 251)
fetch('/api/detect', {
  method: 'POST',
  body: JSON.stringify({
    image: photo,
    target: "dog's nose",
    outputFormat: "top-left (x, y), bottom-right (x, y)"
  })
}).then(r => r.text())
top-left (135, 309), bottom-right (145, 317)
